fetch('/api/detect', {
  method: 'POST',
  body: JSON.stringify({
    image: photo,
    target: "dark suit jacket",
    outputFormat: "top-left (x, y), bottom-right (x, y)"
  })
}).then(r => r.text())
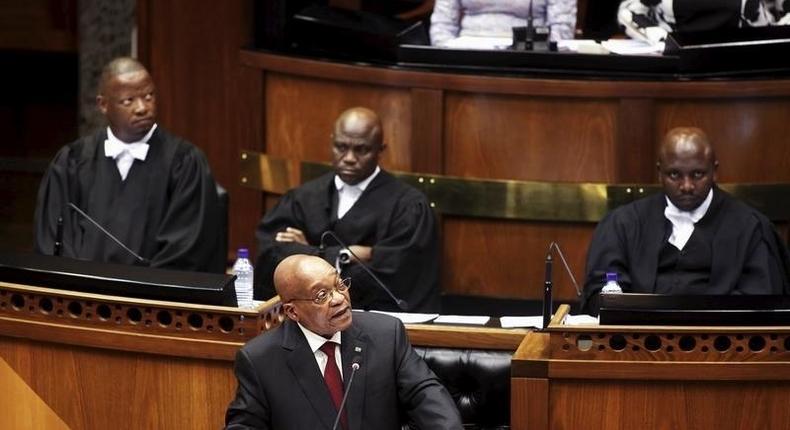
top-left (225, 311), bottom-right (462, 430)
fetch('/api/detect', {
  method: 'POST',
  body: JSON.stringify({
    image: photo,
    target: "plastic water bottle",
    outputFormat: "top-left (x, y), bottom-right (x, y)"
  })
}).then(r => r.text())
top-left (233, 248), bottom-right (255, 308)
top-left (600, 272), bottom-right (622, 294)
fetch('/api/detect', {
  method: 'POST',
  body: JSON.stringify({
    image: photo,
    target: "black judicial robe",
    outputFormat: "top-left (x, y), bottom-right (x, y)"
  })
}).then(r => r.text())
top-left (582, 187), bottom-right (790, 312)
top-left (33, 127), bottom-right (221, 272)
top-left (255, 171), bottom-right (441, 312)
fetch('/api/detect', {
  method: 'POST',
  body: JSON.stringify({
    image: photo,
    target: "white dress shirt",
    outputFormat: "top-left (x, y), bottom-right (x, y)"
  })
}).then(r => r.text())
top-left (664, 189), bottom-right (713, 251)
top-left (297, 322), bottom-right (343, 378)
top-left (334, 166), bottom-right (380, 219)
top-left (104, 124), bottom-right (157, 181)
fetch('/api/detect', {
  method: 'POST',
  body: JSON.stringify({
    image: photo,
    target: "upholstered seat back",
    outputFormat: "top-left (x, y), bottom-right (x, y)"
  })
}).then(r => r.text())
top-left (405, 347), bottom-right (512, 430)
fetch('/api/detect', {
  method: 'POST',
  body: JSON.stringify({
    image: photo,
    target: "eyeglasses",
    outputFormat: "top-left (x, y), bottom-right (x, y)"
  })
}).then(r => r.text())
top-left (288, 277), bottom-right (351, 305)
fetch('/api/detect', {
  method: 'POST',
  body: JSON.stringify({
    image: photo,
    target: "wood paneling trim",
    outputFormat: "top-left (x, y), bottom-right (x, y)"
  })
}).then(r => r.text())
top-left (0, 358), bottom-right (70, 430)
top-left (546, 360), bottom-right (790, 381)
top-left (615, 98), bottom-right (656, 182)
top-left (511, 378), bottom-right (548, 430)
top-left (409, 88), bottom-right (444, 174)
top-left (406, 324), bottom-right (528, 350)
top-left (0, 316), bottom-right (242, 360)
top-left (240, 50), bottom-right (790, 98)
top-left (136, 0), bottom-right (151, 66)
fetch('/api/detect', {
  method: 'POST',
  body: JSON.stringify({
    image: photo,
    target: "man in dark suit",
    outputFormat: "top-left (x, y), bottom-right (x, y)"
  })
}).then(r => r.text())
top-left (225, 254), bottom-right (462, 430)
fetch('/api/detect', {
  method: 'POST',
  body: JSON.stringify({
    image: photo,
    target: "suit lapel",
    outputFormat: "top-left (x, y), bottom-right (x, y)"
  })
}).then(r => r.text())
top-left (341, 322), bottom-right (368, 430)
top-left (282, 320), bottom-right (338, 430)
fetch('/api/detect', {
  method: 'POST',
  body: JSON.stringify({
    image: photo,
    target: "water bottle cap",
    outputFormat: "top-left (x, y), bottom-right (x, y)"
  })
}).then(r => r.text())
top-left (605, 272), bottom-right (618, 282)
top-left (237, 248), bottom-right (249, 259)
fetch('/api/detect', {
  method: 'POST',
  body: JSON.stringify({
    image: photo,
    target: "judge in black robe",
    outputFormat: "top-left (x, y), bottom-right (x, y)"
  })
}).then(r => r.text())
top-left (255, 107), bottom-right (441, 312)
top-left (33, 57), bottom-right (221, 273)
top-left (256, 170), bottom-right (440, 312)
top-left (582, 127), bottom-right (790, 313)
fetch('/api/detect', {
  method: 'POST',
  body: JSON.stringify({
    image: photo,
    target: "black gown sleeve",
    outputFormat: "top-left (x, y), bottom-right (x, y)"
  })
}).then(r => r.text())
top-left (731, 213), bottom-right (790, 295)
top-left (346, 194), bottom-right (440, 312)
top-left (581, 210), bottom-right (635, 314)
top-left (254, 191), bottom-right (322, 299)
top-left (33, 144), bottom-right (80, 258)
top-left (149, 146), bottom-right (221, 272)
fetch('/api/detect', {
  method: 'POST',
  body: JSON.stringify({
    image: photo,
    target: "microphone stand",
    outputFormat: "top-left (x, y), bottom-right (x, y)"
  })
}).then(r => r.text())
top-left (320, 230), bottom-right (409, 311)
top-left (54, 216), bottom-right (63, 256)
top-left (331, 361), bottom-right (360, 430)
top-left (68, 202), bottom-right (150, 265)
top-left (543, 251), bottom-right (553, 330)
top-left (542, 241), bottom-right (582, 330)
top-left (511, 0), bottom-right (557, 51)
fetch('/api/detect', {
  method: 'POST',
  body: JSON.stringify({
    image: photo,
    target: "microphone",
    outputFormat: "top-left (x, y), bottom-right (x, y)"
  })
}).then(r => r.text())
top-left (332, 359), bottom-right (361, 430)
top-left (54, 215), bottom-right (64, 256)
top-left (68, 202), bottom-right (149, 266)
top-left (319, 230), bottom-right (409, 311)
top-left (542, 242), bottom-right (582, 330)
top-left (542, 250), bottom-right (553, 329)
top-left (512, 0), bottom-right (555, 51)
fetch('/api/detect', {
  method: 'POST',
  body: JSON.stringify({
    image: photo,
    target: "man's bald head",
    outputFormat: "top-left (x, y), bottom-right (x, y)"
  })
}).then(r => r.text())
top-left (334, 107), bottom-right (383, 146)
top-left (331, 107), bottom-right (386, 186)
top-left (98, 57), bottom-right (148, 95)
top-left (274, 255), bottom-right (353, 336)
top-left (274, 255), bottom-right (330, 302)
top-left (657, 127), bottom-right (719, 211)
top-left (658, 127), bottom-right (716, 167)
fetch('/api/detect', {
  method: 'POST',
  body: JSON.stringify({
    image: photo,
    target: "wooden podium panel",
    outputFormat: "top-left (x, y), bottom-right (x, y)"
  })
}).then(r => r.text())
top-left (1, 280), bottom-right (529, 429)
top-left (0, 357), bottom-right (70, 430)
top-left (0, 280), bottom-right (285, 429)
top-left (511, 305), bottom-right (790, 430)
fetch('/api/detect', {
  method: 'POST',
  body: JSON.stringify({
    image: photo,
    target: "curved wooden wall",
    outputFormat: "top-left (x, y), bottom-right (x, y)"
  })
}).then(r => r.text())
top-left (239, 51), bottom-right (790, 302)
top-left (136, 1), bottom-right (790, 302)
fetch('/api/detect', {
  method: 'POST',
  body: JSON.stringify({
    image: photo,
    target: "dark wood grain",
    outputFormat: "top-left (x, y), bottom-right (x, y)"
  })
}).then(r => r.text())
top-left (550, 380), bottom-right (790, 430)
top-left (264, 73), bottom-right (414, 170)
top-left (137, 0), bottom-right (261, 260)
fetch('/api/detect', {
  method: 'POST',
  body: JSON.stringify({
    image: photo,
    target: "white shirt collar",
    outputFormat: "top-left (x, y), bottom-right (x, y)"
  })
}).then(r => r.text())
top-left (297, 322), bottom-right (342, 353)
top-left (334, 165), bottom-right (380, 192)
top-left (664, 188), bottom-right (714, 223)
top-left (107, 123), bottom-right (157, 145)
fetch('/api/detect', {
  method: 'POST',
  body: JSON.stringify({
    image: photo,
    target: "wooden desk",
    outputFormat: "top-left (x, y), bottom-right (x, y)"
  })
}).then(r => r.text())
top-left (1, 281), bottom-right (528, 429)
top-left (511, 304), bottom-right (790, 430)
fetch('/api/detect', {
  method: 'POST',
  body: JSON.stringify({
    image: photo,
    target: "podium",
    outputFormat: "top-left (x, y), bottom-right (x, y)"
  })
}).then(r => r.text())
top-left (511, 304), bottom-right (790, 430)
top-left (1, 276), bottom-right (528, 429)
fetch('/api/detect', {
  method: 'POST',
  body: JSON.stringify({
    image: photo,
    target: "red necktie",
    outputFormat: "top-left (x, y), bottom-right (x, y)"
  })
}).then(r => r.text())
top-left (320, 342), bottom-right (347, 430)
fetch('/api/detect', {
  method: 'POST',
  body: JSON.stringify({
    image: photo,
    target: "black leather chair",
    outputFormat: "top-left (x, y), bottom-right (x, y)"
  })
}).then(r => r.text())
top-left (403, 347), bottom-right (513, 430)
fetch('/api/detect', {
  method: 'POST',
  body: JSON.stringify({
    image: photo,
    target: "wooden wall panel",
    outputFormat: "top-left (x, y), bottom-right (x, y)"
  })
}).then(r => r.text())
top-left (615, 98), bottom-right (657, 182)
top-left (443, 220), bottom-right (592, 301)
top-left (511, 378), bottom-right (548, 430)
top-left (654, 99), bottom-right (790, 182)
top-left (1, 336), bottom-right (235, 430)
top-left (138, 0), bottom-right (262, 259)
top-left (550, 380), bottom-right (790, 430)
top-left (0, 358), bottom-right (69, 430)
top-left (443, 94), bottom-right (619, 182)
top-left (441, 94), bottom-right (614, 301)
top-left (264, 73), bottom-right (414, 171)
